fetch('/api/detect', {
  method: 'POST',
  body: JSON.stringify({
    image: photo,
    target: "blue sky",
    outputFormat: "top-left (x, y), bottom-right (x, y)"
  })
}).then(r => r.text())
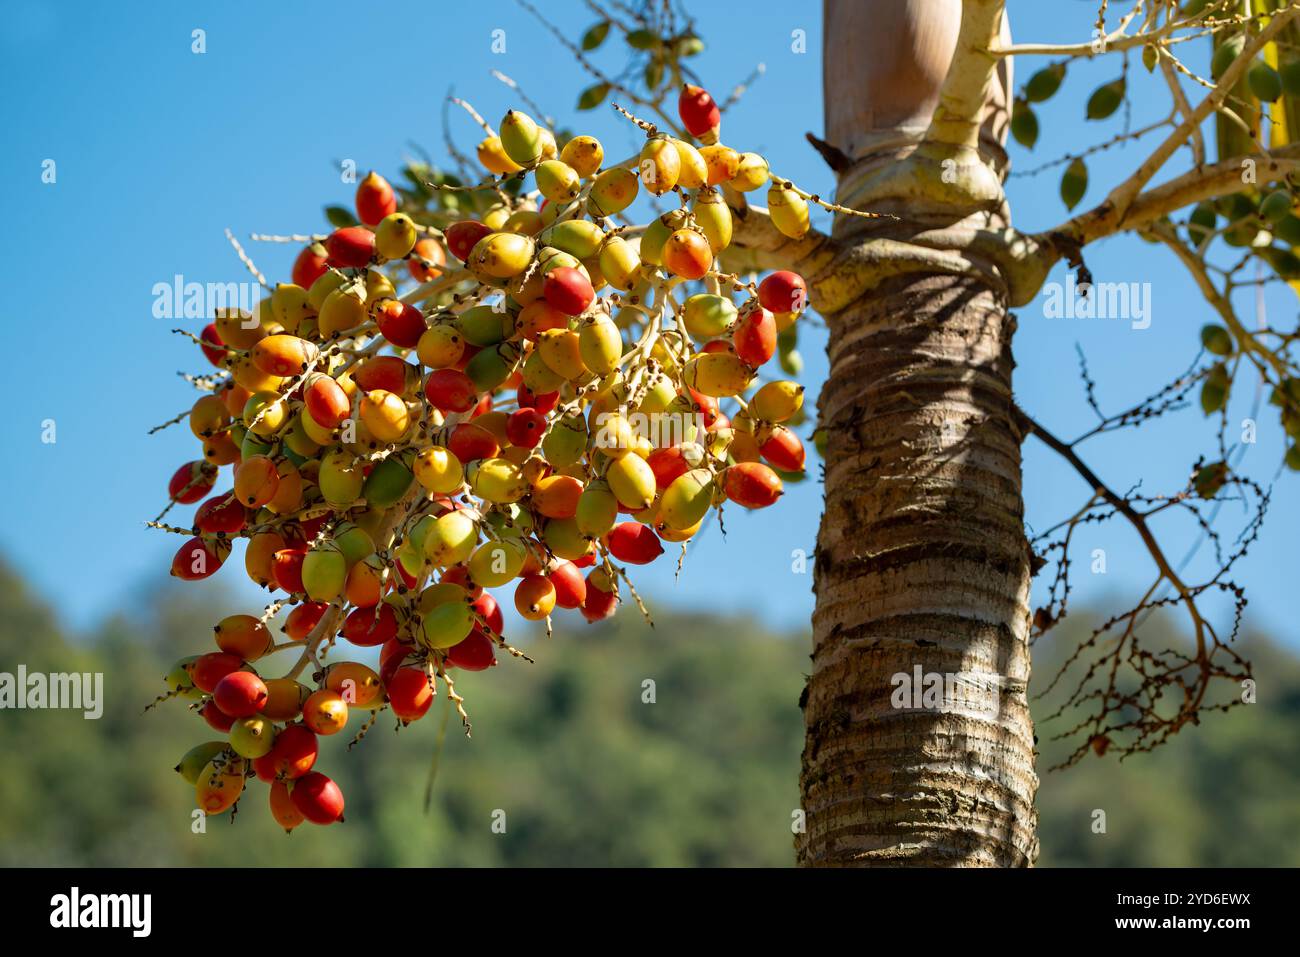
top-left (1, 0), bottom-right (1296, 650)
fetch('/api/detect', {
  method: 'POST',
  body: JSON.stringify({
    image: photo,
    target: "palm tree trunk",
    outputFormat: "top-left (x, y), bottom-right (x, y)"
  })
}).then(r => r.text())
top-left (796, 0), bottom-right (1038, 867)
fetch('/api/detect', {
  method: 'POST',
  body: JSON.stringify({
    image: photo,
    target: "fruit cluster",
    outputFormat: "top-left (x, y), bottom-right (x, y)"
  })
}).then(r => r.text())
top-left (157, 85), bottom-right (813, 829)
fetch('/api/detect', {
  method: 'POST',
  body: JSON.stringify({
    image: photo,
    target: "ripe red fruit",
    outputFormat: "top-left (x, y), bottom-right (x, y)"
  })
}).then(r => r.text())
top-left (447, 422), bottom-right (499, 462)
top-left (194, 494), bottom-right (246, 535)
top-left (284, 601), bottom-right (328, 640)
top-left (290, 772), bottom-right (345, 825)
top-left (723, 461), bottom-right (783, 508)
top-left (199, 323), bottom-right (225, 367)
top-left (170, 536), bottom-right (228, 581)
top-left (581, 576), bottom-right (619, 622)
top-left (757, 271), bottom-right (807, 314)
top-left (387, 667), bottom-right (434, 722)
top-left (355, 171), bottom-right (397, 226)
top-left (605, 522), bottom-right (665, 564)
top-left (408, 237), bottom-right (446, 281)
top-left (304, 374), bottom-right (350, 429)
top-left (191, 652), bottom-right (244, 692)
top-left (686, 388), bottom-right (721, 428)
top-left (269, 780), bottom-right (306, 831)
top-left (272, 548), bottom-right (307, 594)
top-left (543, 266), bottom-right (595, 316)
top-left (761, 426), bottom-right (806, 472)
top-left (447, 628), bottom-right (497, 671)
top-left (445, 220), bottom-right (493, 262)
top-left (733, 305), bottom-right (776, 366)
top-left (201, 699), bottom-right (237, 732)
top-left (353, 355), bottom-right (413, 394)
top-left (342, 603), bottom-right (397, 647)
top-left (266, 724), bottom-right (318, 780)
top-left (439, 563), bottom-right (483, 599)
top-left (517, 384), bottom-right (560, 414)
top-left (374, 299), bottom-right (426, 348)
top-left (647, 446), bottom-right (692, 489)
top-left (292, 243), bottom-right (329, 288)
top-left (169, 460), bottom-right (216, 504)
top-left (379, 637), bottom-right (414, 684)
top-left (325, 226), bottom-right (376, 269)
top-left (506, 407), bottom-right (548, 448)
top-left (424, 369), bottom-right (478, 413)
top-left (213, 671), bottom-right (269, 718)
top-left (472, 591), bottom-right (504, 637)
top-left (678, 84), bottom-right (721, 141)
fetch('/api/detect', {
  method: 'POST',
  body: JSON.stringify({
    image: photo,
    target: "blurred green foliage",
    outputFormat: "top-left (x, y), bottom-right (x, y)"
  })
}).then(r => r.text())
top-left (0, 559), bottom-right (1294, 866)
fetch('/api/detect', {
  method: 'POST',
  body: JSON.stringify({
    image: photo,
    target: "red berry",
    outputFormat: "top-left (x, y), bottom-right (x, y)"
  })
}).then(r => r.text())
top-left (733, 305), bottom-right (776, 366)
top-left (201, 699), bottom-right (236, 732)
top-left (291, 243), bottom-right (329, 288)
top-left (760, 426), bottom-right (806, 472)
top-left (543, 266), bottom-right (595, 316)
top-left (353, 355), bottom-right (413, 394)
top-left (424, 369), bottom-right (478, 413)
top-left (272, 548), bottom-right (307, 594)
top-left (447, 422), bottom-right (499, 462)
top-left (170, 536), bottom-right (228, 581)
top-left (445, 221), bottom-right (493, 262)
top-left (266, 724), bottom-right (318, 780)
top-left (758, 271), bottom-right (807, 314)
top-left (355, 171), bottom-right (397, 226)
top-left (284, 601), bottom-right (328, 640)
top-left (678, 84), bottom-right (721, 141)
top-left (325, 226), bottom-right (375, 269)
top-left (581, 576), bottom-right (619, 622)
top-left (387, 668), bottom-right (434, 722)
top-left (517, 384), bottom-right (560, 414)
top-left (342, 604), bottom-right (397, 647)
top-left (379, 638), bottom-right (414, 684)
top-left (304, 374), bottom-right (350, 429)
top-left (647, 447), bottom-right (692, 489)
top-left (199, 323), bottom-right (225, 367)
top-left (506, 408), bottom-right (548, 448)
top-left (723, 461), bottom-right (784, 508)
top-left (191, 652), bottom-right (244, 692)
top-left (290, 771), bottom-right (345, 824)
top-left (194, 494), bottom-right (246, 535)
top-left (213, 671), bottom-right (269, 718)
top-left (446, 628), bottom-right (497, 671)
top-left (375, 299), bottom-right (426, 348)
top-left (168, 460), bottom-right (216, 504)
top-left (472, 591), bottom-right (504, 637)
top-left (605, 522), bottom-right (665, 565)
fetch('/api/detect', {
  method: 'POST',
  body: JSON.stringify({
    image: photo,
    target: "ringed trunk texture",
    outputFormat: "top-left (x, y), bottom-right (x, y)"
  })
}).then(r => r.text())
top-left (797, 0), bottom-right (1037, 866)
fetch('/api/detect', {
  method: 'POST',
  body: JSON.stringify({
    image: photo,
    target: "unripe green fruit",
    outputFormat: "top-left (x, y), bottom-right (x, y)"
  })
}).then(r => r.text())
top-left (543, 411), bottom-right (588, 466)
top-left (605, 453), bottom-right (657, 510)
top-left (500, 109), bottom-right (545, 168)
top-left (466, 342), bottom-right (519, 392)
top-left (362, 456), bottom-right (415, 508)
top-left (537, 245), bottom-right (585, 275)
top-left (598, 236), bottom-right (642, 290)
top-left (424, 510), bottom-right (479, 567)
top-left (375, 212), bottom-right (418, 260)
top-left (307, 269), bottom-right (347, 311)
top-left (660, 468), bottom-right (713, 530)
top-left (318, 285), bottom-right (368, 338)
top-left (469, 232), bottom-right (536, 281)
top-left (230, 715), bottom-right (276, 759)
top-left (730, 152), bottom-right (769, 192)
top-left (468, 539), bottom-right (526, 587)
top-left (576, 481), bottom-right (619, 537)
top-left (522, 346), bottom-right (568, 394)
top-left (682, 294), bottom-right (737, 340)
top-left (1200, 324), bottom-right (1234, 357)
top-left (684, 352), bottom-right (754, 397)
top-left (578, 315), bottom-right (623, 375)
top-left (750, 380), bottom-right (805, 422)
top-left (333, 523), bottom-right (376, 567)
top-left (535, 159), bottom-right (581, 202)
top-left (421, 600), bottom-right (474, 649)
top-left (468, 457), bottom-right (529, 504)
top-left (271, 283), bottom-right (313, 333)
top-left (458, 305), bottom-right (513, 346)
top-left (639, 210), bottom-right (689, 265)
top-left (1259, 189), bottom-right (1294, 225)
top-left (541, 219), bottom-right (606, 260)
top-left (319, 450), bottom-right (365, 507)
top-left (1248, 60), bottom-right (1283, 102)
top-left (767, 183), bottom-right (810, 239)
top-left (544, 517), bottom-right (593, 561)
top-left (302, 543), bottom-right (347, 601)
top-left (693, 188), bottom-right (734, 253)
top-left (589, 167), bottom-right (639, 216)
top-left (176, 741), bottom-right (227, 784)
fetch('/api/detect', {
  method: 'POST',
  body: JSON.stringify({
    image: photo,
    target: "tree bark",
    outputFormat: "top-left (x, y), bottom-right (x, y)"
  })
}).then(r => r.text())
top-left (795, 0), bottom-right (1038, 867)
